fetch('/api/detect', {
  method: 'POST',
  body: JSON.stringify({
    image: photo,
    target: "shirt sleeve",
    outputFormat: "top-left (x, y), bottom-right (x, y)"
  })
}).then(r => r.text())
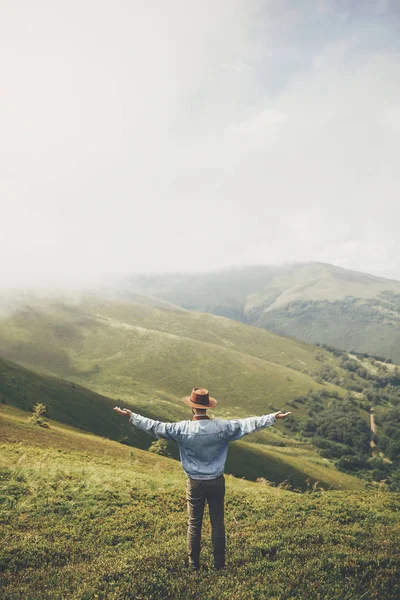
top-left (225, 413), bottom-right (277, 442)
top-left (128, 412), bottom-right (181, 442)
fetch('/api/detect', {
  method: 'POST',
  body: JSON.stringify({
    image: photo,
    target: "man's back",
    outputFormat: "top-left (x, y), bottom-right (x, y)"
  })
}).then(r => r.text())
top-left (128, 413), bottom-right (277, 479)
top-left (175, 418), bottom-right (232, 480)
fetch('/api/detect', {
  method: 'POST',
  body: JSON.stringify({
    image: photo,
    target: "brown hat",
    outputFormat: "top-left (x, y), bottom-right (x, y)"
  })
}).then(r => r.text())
top-left (183, 387), bottom-right (217, 409)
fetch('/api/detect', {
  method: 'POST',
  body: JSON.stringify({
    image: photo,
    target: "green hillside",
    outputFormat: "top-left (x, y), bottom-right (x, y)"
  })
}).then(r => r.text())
top-left (125, 262), bottom-right (400, 362)
top-left (0, 295), bottom-right (339, 418)
top-left (0, 356), bottom-right (152, 450)
top-left (0, 357), bottom-right (365, 491)
top-left (1, 404), bottom-right (399, 600)
top-left (1, 295), bottom-right (399, 489)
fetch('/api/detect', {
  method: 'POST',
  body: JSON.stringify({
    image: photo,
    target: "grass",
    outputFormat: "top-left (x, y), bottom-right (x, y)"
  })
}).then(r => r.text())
top-left (0, 296), bottom-right (347, 421)
top-left (257, 297), bottom-right (400, 364)
top-left (0, 356), bottom-right (152, 450)
top-left (0, 357), bottom-right (365, 492)
top-left (0, 295), bottom-right (395, 489)
top-left (226, 441), bottom-right (365, 491)
top-left (1, 404), bottom-right (400, 600)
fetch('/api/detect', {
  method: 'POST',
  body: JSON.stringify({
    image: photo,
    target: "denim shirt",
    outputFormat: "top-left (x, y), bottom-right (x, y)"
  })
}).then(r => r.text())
top-left (129, 412), bottom-right (277, 480)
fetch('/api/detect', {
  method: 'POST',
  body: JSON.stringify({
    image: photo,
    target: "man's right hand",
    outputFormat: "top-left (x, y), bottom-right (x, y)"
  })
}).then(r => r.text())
top-left (113, 406), bottom-right (132, 417)
top-left (274, 410), bottom-right (292, 419)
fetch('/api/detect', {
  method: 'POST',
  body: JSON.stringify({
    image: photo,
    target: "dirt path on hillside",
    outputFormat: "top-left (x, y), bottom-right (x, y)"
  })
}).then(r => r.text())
top-left (370, 407), bottom-right (377, 450)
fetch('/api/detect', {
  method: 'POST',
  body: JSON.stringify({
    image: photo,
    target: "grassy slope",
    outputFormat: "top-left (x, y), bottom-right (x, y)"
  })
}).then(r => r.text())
top-left (1, 404), bottom-right (399, 600)
top-left (126, 262), bottom-right (400, 361)
top-left (0, 296), bottom-right (341, 420)
top-left (255, 297), bottom-right (400, 362)
top-left (0, 295), bottom-right (383, 488)
top-left (225, 440), bottom-right (364, 491)
top-left (0, 356), bottom-right (153, 450)
top-left (0, 361), bottom-right (363, 491)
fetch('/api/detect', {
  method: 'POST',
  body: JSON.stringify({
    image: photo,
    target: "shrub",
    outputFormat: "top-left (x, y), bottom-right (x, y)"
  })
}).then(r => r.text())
top-left (29, 403), bottom-right (50, 428)
top-left (148, 439), bottom-right (171, 457)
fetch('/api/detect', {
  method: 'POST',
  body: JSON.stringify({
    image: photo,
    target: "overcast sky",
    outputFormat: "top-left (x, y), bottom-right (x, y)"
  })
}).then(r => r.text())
top-left (1, 0), bottom-right (400, 289)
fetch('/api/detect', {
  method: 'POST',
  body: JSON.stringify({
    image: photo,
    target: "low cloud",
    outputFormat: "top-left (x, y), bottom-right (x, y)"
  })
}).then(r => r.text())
top-left (1, 1), bottom-right (399, 289)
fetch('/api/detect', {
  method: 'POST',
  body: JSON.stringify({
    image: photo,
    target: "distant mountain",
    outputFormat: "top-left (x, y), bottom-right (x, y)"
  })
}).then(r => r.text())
top-left (124, 262), bottom-right (400, 362)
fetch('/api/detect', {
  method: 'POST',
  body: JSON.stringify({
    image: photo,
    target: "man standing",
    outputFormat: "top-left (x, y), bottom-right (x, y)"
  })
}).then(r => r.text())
top-left (114, 387), bottom-right (291, 571)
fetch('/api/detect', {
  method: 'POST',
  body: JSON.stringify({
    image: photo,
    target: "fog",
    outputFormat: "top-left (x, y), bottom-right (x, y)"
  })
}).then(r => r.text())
top-left (1, 0), bottom-right (400, 290)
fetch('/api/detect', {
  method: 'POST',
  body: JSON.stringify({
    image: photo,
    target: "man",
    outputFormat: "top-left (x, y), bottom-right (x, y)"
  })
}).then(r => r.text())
top-left (113, 387), bottom-right (291, 571)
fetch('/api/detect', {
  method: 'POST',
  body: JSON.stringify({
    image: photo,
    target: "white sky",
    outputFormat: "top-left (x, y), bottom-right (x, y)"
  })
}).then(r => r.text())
top-left (1, 0), bottom-right (400, 289)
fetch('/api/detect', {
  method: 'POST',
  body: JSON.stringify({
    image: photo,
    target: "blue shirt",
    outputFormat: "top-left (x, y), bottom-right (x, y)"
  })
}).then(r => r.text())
top-left (128, 412), bottom-right (277, 480)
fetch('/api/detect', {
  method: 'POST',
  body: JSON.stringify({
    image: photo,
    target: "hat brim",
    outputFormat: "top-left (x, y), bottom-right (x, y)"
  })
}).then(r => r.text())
top-left (183, 396), bottom-right (217, 409)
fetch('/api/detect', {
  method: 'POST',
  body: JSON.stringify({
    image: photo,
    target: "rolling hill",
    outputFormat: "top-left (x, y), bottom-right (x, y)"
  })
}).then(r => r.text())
top-left (1, 294), bottom-right (399, 490)
top-left (0, 295), bottom-right (340, 418)
top-left (124, 262), bottom-right (400, 362)
top-left (0, 355), bottom-right (152, 450)
top-left (0, 357), bottom-right (364, 491)
top-left (1, 402), bottom-right (399, 599)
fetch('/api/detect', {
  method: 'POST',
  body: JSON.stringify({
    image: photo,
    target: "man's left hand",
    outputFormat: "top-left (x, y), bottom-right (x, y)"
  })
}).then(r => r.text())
top-left (274, 410), bottom-right (292, 419)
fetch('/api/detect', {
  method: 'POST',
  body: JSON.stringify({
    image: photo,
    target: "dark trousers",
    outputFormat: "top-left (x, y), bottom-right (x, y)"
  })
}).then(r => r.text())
top-left (185, 474), bottom-right (226, 568)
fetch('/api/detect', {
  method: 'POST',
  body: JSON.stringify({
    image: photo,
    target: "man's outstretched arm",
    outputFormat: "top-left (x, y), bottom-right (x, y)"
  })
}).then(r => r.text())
top-left (113, 406), bottom-right (180, 441)
top-left (226, 410), bottom-right (291, 442)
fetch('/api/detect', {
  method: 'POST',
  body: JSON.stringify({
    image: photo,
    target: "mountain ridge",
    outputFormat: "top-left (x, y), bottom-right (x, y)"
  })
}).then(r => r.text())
top-left (123, 261), bottom-right (400, 361)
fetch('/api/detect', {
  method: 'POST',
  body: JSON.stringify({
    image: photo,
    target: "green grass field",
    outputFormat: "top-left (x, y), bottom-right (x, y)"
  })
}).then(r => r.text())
top-left (0, 295), bottom-right (393, 491)
top-left (0, 363), bottom-right (363, 491)
top-left (0, 296), bottom-right (343, 419)
top-left (1, 404), bottom-right (399, 600)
